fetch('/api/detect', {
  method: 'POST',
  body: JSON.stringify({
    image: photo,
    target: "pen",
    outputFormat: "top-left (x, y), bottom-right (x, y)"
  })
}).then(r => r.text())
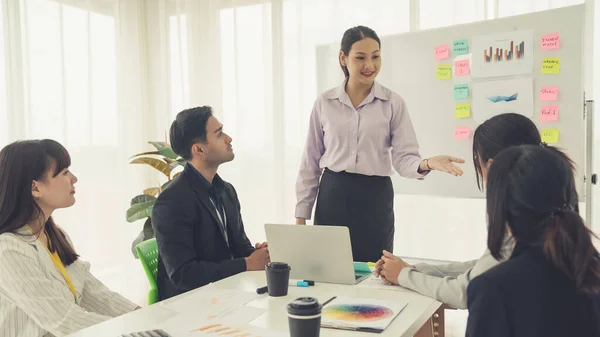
top-left (256, 286), bottom-right (268, 294)
top-left (321, 296), bottom-right (336, 306)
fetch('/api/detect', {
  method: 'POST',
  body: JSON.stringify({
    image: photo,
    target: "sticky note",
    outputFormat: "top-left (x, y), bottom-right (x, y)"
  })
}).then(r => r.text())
top-left (454, 126), bottom-right (471, 139)
top-left (541, 128), bottom-right (560, 143)
top-left (542, 58), bottom-right (560, 74)
top-left (540, 86), bottom-right (558, 101)
top-left (455, 103), bottom-right (471, 118)
top-left (540, 106), bottom-right (559, 121)
top-left (454, 84), bottom-right (469, 99)
top-left (453, 39), bottom-right (469, 56)
top-left (541, 33), bottom-right (560, 50)
top-left (435, 45), bottom-right (450, 60)
top-left (436, 64), bottom-right (452, 79)
top-left (454, 60), bottom-right (470, 76)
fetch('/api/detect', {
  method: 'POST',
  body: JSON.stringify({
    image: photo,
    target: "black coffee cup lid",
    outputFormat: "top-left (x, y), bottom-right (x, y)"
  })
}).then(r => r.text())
top-left (287, 297), bottom-right (322, 316)
top-left (266, 262), bottom-right (290, 270)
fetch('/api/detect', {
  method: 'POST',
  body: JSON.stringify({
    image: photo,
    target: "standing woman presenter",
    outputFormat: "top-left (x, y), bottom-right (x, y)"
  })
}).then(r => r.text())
top-left (295, 26), bottom-right (464, 263)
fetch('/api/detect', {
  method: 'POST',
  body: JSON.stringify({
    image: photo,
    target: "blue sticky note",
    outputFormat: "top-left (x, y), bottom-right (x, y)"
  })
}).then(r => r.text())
top-left (454, 84), bottom-right (469, 100)
top-left (453, 39), bottom-right (469, 56)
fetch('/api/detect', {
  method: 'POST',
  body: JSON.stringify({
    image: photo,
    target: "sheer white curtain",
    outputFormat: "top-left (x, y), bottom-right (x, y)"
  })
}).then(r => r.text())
top-left (0, 0), bottom-right (155, 303)
top-left (0, 2), bottom-right (6, 146)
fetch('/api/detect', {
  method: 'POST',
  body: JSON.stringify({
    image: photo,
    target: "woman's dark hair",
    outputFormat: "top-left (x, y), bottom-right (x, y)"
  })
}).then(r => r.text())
top-left (473, 113), bottom-right (542, 190)
top-left (170, 106), bottom-right (213, 160)
top-left (486, 145), bottom-right (600, 294)
top-left (339, 26), bottom-right (381, 78)
top-left (0, 139), bottom-right (79, 266)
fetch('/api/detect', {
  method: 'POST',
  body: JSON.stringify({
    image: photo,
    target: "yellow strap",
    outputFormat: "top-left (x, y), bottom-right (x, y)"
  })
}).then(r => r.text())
top-left (48, 250), bottom-right (77, 299)
top-left (26, 225), bottom-right (77, 299)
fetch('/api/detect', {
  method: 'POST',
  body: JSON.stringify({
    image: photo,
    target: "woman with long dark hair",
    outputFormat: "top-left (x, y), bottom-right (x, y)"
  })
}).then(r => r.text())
top-left (466, 145), bottom-right (600, 336)
top-left (376, 113), bottom-right (578, 310)
top-left (0, 139), bottom-right (138, 336)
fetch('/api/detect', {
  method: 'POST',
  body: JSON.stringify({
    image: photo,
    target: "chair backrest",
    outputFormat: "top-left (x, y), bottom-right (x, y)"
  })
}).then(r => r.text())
top-left (135, 238), bottom-right (159, 289)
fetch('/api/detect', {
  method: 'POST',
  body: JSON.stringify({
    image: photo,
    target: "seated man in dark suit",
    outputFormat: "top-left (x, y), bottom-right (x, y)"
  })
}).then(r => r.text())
top-left (152, 106), bottom-right (270, 300)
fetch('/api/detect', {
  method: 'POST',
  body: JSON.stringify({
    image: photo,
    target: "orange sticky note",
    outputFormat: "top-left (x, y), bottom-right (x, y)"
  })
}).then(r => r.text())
top-left (435, 45), bottom-right (450, 60)
top-left (540, 86), bottom-right (558, 101)
top-left (454, 60), bottom-right (470, 76)
top-left (540, 106), bottom-right (559, 121)
top-left (454, 126), bottom-right (471, 139)
top-left (541, 33), bottom-right (560, 50)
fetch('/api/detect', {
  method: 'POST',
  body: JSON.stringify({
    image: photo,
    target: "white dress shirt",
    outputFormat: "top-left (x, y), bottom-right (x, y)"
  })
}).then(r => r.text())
top-left (0, 227), bottom-right (138, 337)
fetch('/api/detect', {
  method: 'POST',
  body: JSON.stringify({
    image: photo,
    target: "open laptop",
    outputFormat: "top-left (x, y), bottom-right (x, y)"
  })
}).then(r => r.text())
top-left (264, 224), bottom-right (372, 285)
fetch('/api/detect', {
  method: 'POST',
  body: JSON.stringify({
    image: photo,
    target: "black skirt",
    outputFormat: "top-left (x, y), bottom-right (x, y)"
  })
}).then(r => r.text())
top-left (314, 168), bottom-right (394, 263)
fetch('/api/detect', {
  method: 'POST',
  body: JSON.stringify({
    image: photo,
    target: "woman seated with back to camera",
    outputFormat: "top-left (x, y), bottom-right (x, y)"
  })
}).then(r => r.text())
top-left (375, 113), bottom-right (577, 309)
top-left (0, 139), bottom-right (139, 337)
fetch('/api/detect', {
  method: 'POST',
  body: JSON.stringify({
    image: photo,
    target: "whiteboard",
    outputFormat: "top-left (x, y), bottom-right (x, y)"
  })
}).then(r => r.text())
top-left (316, 5), bottom-right (586, 199)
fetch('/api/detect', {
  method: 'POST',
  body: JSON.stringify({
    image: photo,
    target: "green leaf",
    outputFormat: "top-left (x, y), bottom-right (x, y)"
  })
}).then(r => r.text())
top-left (176, 158), bottom-right (186, 166)
top-left (130, 157), bottom-right (172, 177)
top-left (130, 194), bottom-right (157, 207)
top-left (148, 141), bottom-right (178, 159)
top-left (172, 172), bottom-right (182, 180)
top-left (129, 151), bottom-right (160, 159)
top-left (126, 200), bottom-right (156, 223)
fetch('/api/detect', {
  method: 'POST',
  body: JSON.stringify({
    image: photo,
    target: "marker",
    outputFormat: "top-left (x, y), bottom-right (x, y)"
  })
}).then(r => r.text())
top-left (256, 285), bottom-right (268, 294)
top-left (290, 281), bottom-right (309, 287)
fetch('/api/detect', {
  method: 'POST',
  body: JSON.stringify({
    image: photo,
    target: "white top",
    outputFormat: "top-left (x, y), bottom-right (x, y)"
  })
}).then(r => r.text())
top-left (397, 238), bottom-right (515, 309)
top-left (0, 228), bottom-right (138, 337)
top-left (67, 271), bottom-right (442, 337)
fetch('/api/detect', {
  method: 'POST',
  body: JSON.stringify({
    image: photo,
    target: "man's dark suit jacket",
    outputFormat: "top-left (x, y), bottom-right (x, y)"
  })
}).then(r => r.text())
top-left (466, 242), bottom-right (600, 337)
top-left (152, 164), bottom-right (255, 300)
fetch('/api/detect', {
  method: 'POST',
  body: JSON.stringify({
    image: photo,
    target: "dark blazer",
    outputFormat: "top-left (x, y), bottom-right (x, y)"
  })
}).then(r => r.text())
top-left (466, 242), bottom-right (600, 337)
top-left (152, 164), bottom-right (255, 300)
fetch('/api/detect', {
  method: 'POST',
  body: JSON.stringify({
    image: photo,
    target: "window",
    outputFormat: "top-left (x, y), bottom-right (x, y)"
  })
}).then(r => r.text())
top-left (419, 0), bottom-right (487, 30)
top-left (497, 0), bottom-right (583, 18)
top-left (0, 2), bottom-right (6, 147)
top-left (169, 14), bottom-right (189, 119)
top-left (23, 0), bottom-right (117, 146)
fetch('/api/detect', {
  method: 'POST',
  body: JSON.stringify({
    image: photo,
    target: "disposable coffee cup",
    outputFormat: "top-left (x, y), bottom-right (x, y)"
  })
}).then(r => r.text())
top-left (265, 262), bottom-right (291, 297)
top-left (287, 297), bottom-right (322, 337)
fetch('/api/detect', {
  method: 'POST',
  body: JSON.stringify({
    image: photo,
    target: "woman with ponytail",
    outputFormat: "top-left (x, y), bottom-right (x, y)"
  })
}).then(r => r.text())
top-left (466, 145), bottom-right (600, 337)
top-left (0, 140), bottom-right (138, 336)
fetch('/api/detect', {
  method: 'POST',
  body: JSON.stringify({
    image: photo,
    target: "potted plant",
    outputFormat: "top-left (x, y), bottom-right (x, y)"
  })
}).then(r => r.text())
top-left (127, 141), bottom-right (185, 258)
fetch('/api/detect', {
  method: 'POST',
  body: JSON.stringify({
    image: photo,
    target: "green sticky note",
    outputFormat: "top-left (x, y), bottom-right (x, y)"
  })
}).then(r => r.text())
top-left (354, 262), bottom-right (372, 274)
top-left (541, 128), bottom-right (560, 143)
top-left (436, 64), bottom-right (452, 79)
top-left (455, 103), bottom-right (471, 119)
top-left (453, 39), bottom-right (469, 56)
top-left (454, 84), bottom-right (469, 99)
top-left (542, 57), bottom-right (560, 74)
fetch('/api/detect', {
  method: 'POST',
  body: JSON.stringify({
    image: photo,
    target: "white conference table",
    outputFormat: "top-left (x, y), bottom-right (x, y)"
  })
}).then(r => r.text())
top-left (68, 271), bottom-right (442, 337)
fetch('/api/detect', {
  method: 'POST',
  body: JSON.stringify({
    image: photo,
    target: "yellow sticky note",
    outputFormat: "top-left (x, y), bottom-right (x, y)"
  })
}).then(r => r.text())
top-left (455, 103), bottom-right (471, 118)
top-left (436, 64), bottom-right (452, 79)
top-left (541, 128), bottom-right (560, 144)
top-left (542, 57), bottom-right (560, 74)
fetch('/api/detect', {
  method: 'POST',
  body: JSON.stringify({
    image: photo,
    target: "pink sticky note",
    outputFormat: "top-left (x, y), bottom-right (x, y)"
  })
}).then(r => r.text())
top-left (435, 45), bottom-right (449, 60)
top-left (540, 86), bottom-right (558, 101)
top-left (454, 126), bottom-right (471, 139)
top-left (540, 106), bottom-right (559, 121)
top-left (454, 60), bottom-right (470, 76)
top-left (541, 33), bottom-right (560, 50)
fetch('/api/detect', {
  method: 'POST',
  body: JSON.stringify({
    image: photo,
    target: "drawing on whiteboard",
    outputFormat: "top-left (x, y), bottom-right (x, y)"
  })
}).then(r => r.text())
top-left (471, 29), bottom-right (533, 78)
top-left (487, 93), bottom-right (518, 103)
top-left (472, 78), bottom-right (533, 124)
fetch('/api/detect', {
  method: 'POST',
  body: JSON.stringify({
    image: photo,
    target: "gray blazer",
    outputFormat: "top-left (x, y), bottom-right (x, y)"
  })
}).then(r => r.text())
top-left (397, 238), bottom-right (515, 309)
